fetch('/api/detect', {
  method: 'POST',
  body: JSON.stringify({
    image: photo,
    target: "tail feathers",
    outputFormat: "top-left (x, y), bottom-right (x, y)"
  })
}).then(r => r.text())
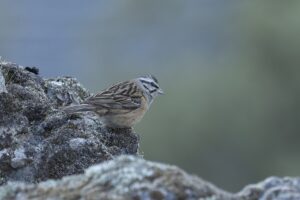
top-left (63, 104), bottom-right (95, 114)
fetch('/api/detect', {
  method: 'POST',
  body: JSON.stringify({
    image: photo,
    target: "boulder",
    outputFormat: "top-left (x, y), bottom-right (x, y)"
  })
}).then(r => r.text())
top-left (0, 62), bottom-right (139, 185)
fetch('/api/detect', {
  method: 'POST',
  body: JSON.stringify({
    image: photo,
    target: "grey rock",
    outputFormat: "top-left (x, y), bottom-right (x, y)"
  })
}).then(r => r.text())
top-left (10, 148), bottom-right (27, 169)
top-left (0, 156), bottom-right (234, 200)
top-left (69, 138), bottom-right (87, 150)
top-left (45, 76), bottom-right (90, 107)
top-left (0, 62), bottom-right (139, 185)
top-left (237, 176), bottom-right (300, 200)
top-left (0, 65), bottom-right (6, 93)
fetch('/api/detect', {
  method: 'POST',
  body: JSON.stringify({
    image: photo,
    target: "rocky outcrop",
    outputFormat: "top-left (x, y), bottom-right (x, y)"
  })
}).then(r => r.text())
top-left (237, 176), bottom-right (300, 200)
top-left (0, 61), bottom-right (299, 200)
top-left (0, 62), bottom-right (139, 185)
top-left (0, 156), bottom-right (299, 200)
top-left (0, 156), bottom-right (234, 200)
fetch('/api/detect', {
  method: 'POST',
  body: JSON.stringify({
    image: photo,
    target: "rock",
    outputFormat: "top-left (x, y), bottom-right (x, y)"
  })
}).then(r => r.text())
top-left (10, 148), bottom-right (27, 169)
top-left (237, 176), bottom-right (300, 200)
top-left (44, 76), bottom-right (90, 107)
top-left (0, 67), bottom-right (6, 93)
top-left (0, 156), bottom-right (234, 200)
top-left (1, 157), bottom-right (298, 200)
top-left (0, 62), bottom-right (139, 185)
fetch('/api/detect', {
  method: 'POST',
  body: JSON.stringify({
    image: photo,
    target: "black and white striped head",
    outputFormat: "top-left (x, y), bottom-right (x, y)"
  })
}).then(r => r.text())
top-left (137, 75), bottom-right (164, 104)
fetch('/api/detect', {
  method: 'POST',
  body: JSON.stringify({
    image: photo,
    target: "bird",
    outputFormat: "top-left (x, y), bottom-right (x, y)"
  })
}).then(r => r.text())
top-left (63, 75), bottom-right (163, 128)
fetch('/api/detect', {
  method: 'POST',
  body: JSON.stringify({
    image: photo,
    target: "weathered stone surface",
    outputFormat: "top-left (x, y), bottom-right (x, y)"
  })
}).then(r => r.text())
top-left (0, 68), bottom-right (6, 93)
top-left (0, 156), bottom-right (299, 200)
top-left (0, 156), bottom-right (234, 200)
top-left (237, 177), bottom-right (300, 200)
top-left (0, 62), bottom-right (139, 185)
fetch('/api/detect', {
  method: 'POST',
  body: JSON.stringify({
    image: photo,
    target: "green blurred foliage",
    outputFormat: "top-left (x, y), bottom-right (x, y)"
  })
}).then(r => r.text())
top-left (137, 1), bottom-right (300, 191)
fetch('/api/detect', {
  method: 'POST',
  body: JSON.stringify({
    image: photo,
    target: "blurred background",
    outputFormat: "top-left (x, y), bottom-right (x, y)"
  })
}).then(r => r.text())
top-left (1, 0), bottom-right (300, 192)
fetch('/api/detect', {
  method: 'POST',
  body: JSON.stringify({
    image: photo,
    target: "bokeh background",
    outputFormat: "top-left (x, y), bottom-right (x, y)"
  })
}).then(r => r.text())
top-left (1, 0), bottom-right (300, 192)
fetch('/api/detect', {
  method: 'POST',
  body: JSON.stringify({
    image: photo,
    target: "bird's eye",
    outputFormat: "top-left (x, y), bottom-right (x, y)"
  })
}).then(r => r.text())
top-left (150, 82), bottom-right (159, 89)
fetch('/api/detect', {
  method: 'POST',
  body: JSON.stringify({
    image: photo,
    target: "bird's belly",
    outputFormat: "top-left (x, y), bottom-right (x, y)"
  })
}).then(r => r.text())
top-left (101, 102), bottom-right (148, 128)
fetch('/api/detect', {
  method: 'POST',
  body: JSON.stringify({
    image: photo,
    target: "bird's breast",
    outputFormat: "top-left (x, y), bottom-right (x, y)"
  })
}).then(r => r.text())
top-left (101, 96), bottom-right (148, 128)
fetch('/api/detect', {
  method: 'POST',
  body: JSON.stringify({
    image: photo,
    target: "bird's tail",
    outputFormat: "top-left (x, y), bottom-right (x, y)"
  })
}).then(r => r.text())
top-left (62, 104), bottom-right (95, 114)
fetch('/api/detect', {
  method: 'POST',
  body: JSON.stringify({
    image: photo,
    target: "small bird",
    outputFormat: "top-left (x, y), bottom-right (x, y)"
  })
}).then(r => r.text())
top-left (63, 75), bottom-right (163, 128)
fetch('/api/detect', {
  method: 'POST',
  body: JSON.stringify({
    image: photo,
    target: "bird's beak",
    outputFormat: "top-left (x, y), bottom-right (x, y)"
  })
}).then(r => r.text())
top-left (158, 88), bottom-right (164, 95)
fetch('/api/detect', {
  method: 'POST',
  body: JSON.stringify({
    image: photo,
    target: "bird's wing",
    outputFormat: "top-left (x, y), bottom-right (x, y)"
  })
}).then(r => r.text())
top-left (83, 81), bottom-right (142, 115)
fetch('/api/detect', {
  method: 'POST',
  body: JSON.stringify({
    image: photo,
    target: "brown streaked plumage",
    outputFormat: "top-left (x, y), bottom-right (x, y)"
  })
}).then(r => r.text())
top-left (63, 75), bottom-right (163, 128)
